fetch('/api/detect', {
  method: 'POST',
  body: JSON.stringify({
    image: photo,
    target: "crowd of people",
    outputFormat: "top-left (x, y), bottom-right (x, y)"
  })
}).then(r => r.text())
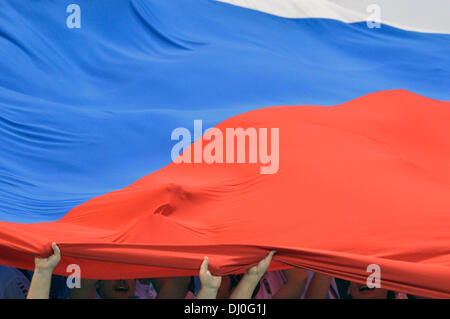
top-left (0, 243), bottom-right (423, 299)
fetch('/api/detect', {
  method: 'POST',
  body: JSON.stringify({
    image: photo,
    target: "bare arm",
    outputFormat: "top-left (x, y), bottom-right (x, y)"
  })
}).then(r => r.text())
top-left (304, 273), bottom-right (332, 299)
top-left (197, 257), bottom-right (222, 299)
top-left (229, 251), bottom-right (276, 299)
top-left (27, 242), bottom-right (61, 299)
top-left (272, 268), bottom-right (308, 299)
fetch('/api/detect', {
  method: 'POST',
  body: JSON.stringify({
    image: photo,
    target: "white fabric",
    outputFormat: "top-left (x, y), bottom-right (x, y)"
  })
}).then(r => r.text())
top-left (217, 0), bottom-right (450, 34)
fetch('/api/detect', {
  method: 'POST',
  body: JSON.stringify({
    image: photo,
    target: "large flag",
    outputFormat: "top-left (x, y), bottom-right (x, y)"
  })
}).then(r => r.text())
top-left (0, 0), bottom-right (449, 297)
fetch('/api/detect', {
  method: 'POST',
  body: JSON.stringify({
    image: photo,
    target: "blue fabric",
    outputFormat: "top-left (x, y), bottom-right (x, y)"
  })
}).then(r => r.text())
top-left (0, 266), bottom-right (29, 298)
top-left (1, 0), bottom-right (449, 223)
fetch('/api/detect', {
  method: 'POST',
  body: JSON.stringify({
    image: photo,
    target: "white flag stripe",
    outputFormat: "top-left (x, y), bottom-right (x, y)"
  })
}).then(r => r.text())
top-left (217, 0), bottom-right (450, 34)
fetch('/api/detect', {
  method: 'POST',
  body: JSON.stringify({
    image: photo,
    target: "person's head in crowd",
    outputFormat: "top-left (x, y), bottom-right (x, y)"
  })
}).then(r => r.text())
top-left (346, 281), bottom-right (395, 299)
top-left (97, 279), bottom-right (136, 299)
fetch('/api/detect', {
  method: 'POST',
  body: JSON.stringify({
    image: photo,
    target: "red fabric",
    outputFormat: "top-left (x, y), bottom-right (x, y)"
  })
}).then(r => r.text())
top-left (1, 90), bottom-right (449, 298)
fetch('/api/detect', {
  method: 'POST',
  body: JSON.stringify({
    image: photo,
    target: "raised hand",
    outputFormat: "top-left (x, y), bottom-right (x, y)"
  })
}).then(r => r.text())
top-left (199, 256), bottom-right (222, 289)
top-left (229, 250), bottom-right (277, 299)
top-left (245, 250), bottom-right (277, 280)
top-left (197, 256), bottom-right (222, 299)
top-left (27, 242), bottom-right (61, 299)
top-left (34, 242), bottom-right (61, 272)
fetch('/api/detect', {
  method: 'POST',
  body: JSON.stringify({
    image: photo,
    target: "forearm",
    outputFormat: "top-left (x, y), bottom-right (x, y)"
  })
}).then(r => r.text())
top-left (27, 268), bottom-right (53, 299)
top-left (305, 273), bottom-right (332, 299)
top-left (197, 287), bottom-right (219, 299)
top-left (273, 268), bottom-right (307, 299)
top-left (229, 275), bottom-right (260, 299)
top-left (230, 251), bottom-right (276, 299)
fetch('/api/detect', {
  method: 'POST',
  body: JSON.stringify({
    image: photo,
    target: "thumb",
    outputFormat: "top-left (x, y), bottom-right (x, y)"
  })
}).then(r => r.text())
top-left (51, 242), bottom-right (61, 258)
top-left (200, 256), bottom-right (209, 272)
top-left (267, 250), bottom-right (277, 261)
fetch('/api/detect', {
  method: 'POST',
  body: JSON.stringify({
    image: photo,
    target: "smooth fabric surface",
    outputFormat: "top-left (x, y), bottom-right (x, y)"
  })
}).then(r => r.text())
top-left (1, 90), bottom-right (450, 298)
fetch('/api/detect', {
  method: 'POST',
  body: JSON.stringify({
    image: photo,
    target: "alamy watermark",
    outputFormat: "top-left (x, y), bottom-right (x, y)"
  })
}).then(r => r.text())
top-left (366, 263), bottom-right (381, 288)
top-left (66, 4), bottom-right (81, 29)
top-left (66, 264), bottom-right (81, 288)
top-left (366, 4), bottom-right (381, 29)
top-left (171, 120), bottom-right (279, 174)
